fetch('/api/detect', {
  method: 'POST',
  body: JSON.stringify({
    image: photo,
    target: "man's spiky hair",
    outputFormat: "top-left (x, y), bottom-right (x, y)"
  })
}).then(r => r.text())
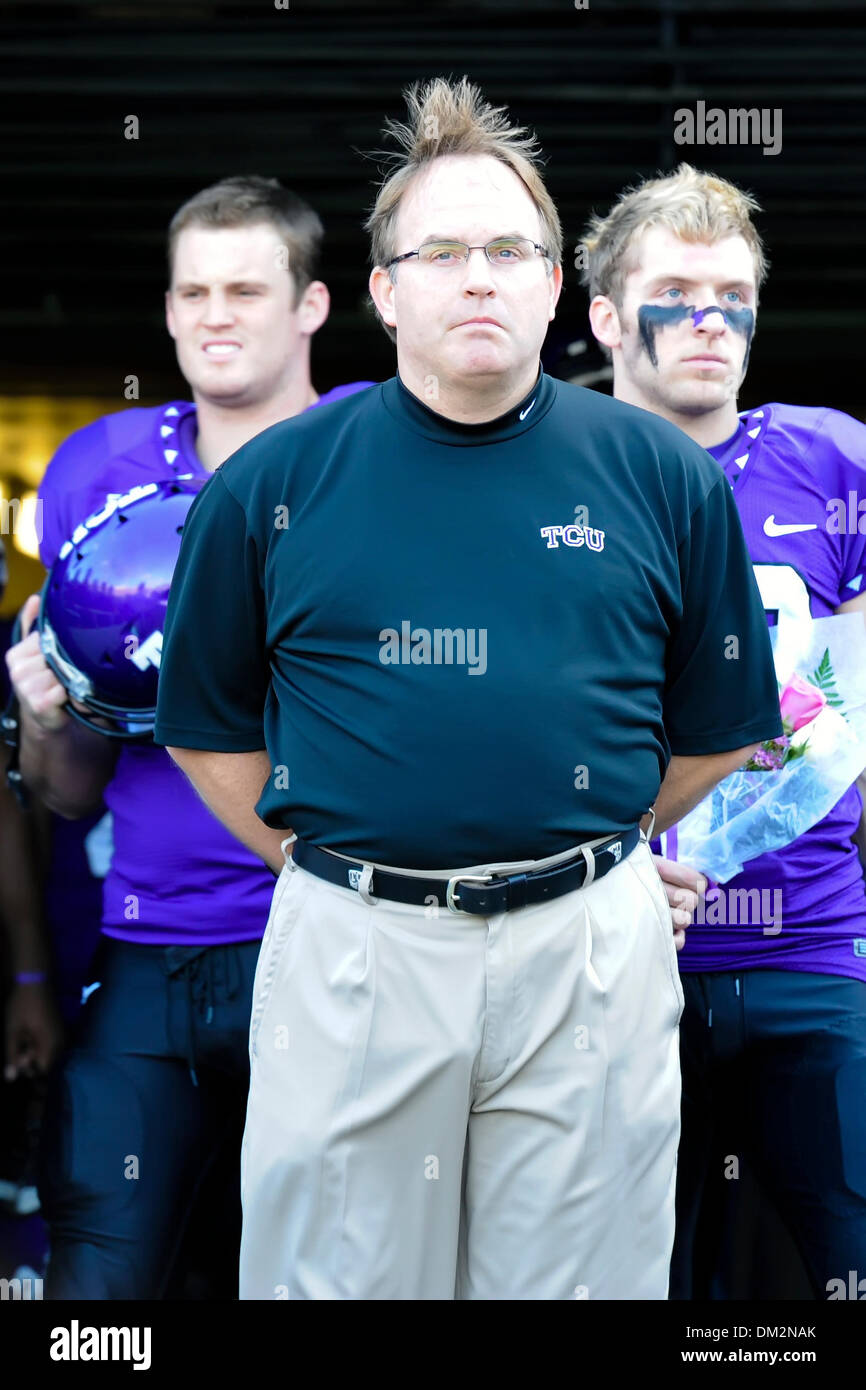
top-left (364, 76), bottom-right (563, 341)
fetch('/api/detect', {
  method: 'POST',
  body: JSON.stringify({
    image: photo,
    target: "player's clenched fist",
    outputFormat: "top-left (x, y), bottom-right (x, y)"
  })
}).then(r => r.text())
top-left (4, 594), bottom-right (69, 733)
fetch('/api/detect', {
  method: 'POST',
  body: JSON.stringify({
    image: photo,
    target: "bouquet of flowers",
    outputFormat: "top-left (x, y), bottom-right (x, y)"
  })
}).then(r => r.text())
top-left (671, 613), bottom-right (866, 883)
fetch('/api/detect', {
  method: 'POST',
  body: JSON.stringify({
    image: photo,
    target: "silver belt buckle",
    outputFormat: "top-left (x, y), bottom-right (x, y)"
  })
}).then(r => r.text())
top-left (445, 873), bottom-right (493, 914)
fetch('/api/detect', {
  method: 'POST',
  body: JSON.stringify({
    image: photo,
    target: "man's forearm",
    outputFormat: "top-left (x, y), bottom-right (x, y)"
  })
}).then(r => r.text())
top-left (0, 769), bottom-right (50, 974)
top-left (19, 708), bottom-right (118, 818)
top-left (165, 746), bottom-right (290, 874)
top-left (642, 744), bottom-right (761, 838)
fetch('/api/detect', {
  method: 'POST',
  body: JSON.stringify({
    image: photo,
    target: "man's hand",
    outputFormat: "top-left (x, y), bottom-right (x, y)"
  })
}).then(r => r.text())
top-left (652, 854), bottom-right (708, 951)
top-left (4, 593), bottom-right (121, 815)
top-left (4, 981), bottom-right (64, 1080)
top-left (4, 594), bottom-right (69, 733)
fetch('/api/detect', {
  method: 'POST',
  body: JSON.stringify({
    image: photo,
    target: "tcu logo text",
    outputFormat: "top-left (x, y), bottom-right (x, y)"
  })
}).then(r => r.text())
top-left (539, 523), bottom-right (605, 551)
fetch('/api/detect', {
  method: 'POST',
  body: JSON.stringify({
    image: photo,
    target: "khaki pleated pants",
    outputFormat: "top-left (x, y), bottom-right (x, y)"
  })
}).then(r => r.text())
top-left (239, 832), bottom-right (683, 1301)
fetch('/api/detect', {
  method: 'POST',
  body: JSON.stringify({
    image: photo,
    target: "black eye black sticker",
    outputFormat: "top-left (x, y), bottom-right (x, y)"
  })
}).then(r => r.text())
top-left (723, 306), bottom-right (755, 372)
top-left (636, 303), bottom-right (755, 371)
top-left (637, 303), bottom-right (692, 367)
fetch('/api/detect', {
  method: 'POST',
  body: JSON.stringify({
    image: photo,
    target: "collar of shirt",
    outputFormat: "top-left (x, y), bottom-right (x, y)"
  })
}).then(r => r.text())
top-left (706, 405), bottom-right (770, 488)
top-left (382, 365), bottom-right (556, 446)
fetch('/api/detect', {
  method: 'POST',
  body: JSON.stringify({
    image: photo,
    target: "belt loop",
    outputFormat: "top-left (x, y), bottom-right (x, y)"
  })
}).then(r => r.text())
top-left (580, 844), bottom-right (596, 887)
top-left (508, 872), bottom-right (528, 912)
top-left (282, 832), bottom-right (298, 870)
top-left (644, 807), bottom-right (656, 842)
top-left (358, 862), bottom-right (378, 906)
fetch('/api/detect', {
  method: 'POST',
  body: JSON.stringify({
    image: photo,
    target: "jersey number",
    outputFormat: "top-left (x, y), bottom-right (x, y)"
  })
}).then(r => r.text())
top-left (751, 563), bottom-right (812, 628)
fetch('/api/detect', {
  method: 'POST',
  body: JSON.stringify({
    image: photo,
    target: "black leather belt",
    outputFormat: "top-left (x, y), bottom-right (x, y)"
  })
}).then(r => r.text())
top-left (291, 826), bottom-right (640, 916)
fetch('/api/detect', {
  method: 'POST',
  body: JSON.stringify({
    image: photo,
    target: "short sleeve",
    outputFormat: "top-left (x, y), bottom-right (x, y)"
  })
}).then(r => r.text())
top-left (38, 463), bottom-right (68, 571)
top-left (153, 471), bottom-right (269, 751)
top-left (663, 475), bottom-right (782, 756)
top-left (817, 410), bottom-right (866, 598)
top-left (37, 425), bottom-right (109, 570)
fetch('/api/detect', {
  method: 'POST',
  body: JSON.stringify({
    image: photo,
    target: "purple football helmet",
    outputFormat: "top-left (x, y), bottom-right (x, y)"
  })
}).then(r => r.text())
top-left (39, 478), bottom-right (206, 739)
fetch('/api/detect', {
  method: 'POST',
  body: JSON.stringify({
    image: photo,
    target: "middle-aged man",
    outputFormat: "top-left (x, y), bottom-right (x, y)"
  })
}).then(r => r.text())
top-left (154, 78), bottom-right (782, 1301)
top-left (583, 164), bottom-right (866, 1300)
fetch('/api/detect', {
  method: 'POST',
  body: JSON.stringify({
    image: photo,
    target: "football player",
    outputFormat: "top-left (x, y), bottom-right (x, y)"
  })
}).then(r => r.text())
top-left (584, 163), bottom-right (866, 1300)
top-left (4, 175), bottom-right (373, 1298)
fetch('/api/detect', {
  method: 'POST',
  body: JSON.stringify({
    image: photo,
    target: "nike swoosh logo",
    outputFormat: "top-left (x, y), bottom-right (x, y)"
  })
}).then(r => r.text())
top-left (519, 398), bottom-right (536, 421)
top-left (763, 516), bottom-right (818, 537)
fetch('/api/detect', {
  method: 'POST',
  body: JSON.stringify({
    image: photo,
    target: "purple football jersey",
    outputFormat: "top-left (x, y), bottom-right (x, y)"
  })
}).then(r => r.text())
top-left (658, 402), bottom-right (866, 982)
top-left (38, 382), bottom-right (375, 945)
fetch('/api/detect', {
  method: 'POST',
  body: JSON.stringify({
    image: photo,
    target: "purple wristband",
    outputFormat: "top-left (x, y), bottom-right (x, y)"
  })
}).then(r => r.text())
top-left (15, 971), bottom-right (46, 986)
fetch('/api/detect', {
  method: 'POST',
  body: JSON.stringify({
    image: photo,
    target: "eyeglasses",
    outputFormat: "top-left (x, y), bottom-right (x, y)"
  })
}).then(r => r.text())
top-left (386, 236), bottom-right (551, 271)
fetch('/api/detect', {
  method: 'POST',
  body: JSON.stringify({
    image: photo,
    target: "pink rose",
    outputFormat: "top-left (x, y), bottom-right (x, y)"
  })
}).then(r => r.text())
top-left (779, 673), bottom-right (826, 732)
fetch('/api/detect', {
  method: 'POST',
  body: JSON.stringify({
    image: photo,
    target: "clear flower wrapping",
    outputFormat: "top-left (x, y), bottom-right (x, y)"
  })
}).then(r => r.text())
top-left (673, 613), bottom-right (866, 883)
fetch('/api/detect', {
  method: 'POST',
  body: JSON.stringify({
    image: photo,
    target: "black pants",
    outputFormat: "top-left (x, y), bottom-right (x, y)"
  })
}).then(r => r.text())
top-left (671, 968), bottom-right (866, 1300)
top-left (37, 936), bottom-right (260, 1300)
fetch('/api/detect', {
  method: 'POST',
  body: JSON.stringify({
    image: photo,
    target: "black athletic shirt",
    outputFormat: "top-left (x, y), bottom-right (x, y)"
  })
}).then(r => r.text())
top-left (153, 369), bottom-right (781, 868)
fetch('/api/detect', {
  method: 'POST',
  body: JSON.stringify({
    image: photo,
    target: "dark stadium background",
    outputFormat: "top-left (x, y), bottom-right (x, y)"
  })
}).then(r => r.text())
top-left (1, 0), bottom-right (863, 1302)
top-left (2, 0), bottom-right (864, 405)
